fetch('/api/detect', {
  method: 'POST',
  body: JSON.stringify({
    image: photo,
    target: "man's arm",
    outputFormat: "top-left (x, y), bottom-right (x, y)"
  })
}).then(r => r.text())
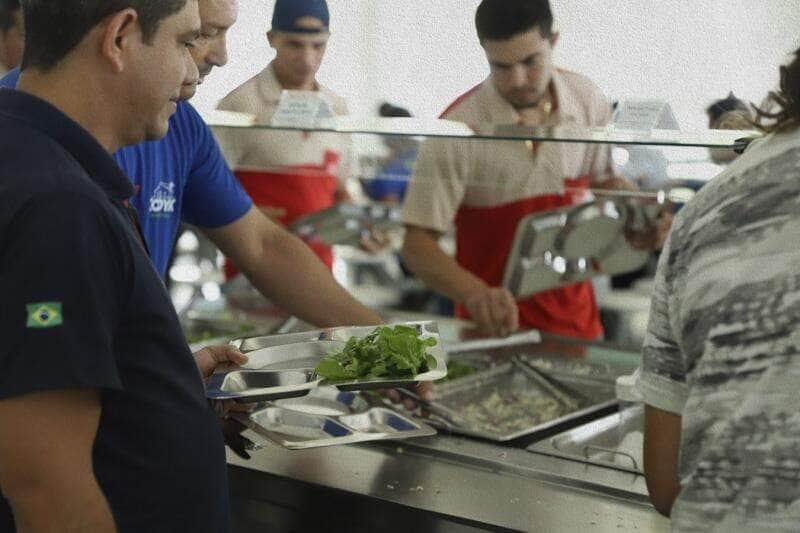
top-left (401, 225), bottom-right (518, 337)
top-left (644, 404), bottom-right (682, 516)
top-left (203, 206), bottom-right (382, 327)
top-left (0, 389), bottom-right (116, 532)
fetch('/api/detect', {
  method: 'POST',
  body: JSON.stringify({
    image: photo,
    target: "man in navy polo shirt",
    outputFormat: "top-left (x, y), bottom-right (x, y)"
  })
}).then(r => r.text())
top-left (1, 0), bottom-right (383, 328)
top-left (0, 1), bottom-right (246, 531)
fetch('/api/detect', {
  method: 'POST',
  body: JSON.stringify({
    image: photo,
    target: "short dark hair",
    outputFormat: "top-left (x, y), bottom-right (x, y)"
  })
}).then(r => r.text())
top-left (757, 47), bottom-right (800, 133)
top-left (21, 0), bottom-right (188, 71)
top-left (706, 93), bottom-right (752, 124)
top-left (476, 0), bottom-right (553, 42)
top-left (0, 0), bottom-right (20, 34)
top-left (379, 102), bottom-right (412, 118)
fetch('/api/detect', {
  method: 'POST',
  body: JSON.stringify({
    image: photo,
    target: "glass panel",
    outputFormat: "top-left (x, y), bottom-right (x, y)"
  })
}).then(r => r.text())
top-left (204, 111), bottom-right (759, 149)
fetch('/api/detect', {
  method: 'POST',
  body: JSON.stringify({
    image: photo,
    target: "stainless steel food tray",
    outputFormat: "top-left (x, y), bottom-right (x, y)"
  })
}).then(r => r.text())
top-left (289, 202), bottom-right (402, 246)
top-left (234, 388), bottom-right (436, 450)
top-left (517, 353), bottom-right (621, 383)
top-left (502, 197), bottom-right (654, 299)
top-left (422, 358), bottom-right (616, 442)
top-left (527, 405), bottom-right (644, 474)
top-left (207, 322), bottom-right (448, 403)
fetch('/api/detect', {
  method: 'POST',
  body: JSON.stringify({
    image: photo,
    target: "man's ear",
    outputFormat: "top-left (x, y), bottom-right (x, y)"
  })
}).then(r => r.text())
top-left (266, 30), bottom-right (275, 49)
top-left (101, 8), bottom-right (140, 74)
top-left (549, 31), bottom-right (560, 49)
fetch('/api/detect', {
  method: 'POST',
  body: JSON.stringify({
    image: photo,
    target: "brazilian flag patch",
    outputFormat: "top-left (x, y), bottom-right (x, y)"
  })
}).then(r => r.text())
top-left (26, 302), bottom-right (63, 329)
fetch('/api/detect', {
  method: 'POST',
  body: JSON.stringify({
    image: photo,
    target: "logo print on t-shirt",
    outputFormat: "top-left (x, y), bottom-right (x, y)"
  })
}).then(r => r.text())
top-left (26, 302), bottom-right (63, 329)
top-left (149, 181), bottom-right (177, 217)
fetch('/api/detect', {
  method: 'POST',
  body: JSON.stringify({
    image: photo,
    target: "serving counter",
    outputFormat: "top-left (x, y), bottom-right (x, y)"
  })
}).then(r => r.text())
top-left (220, 313), bottom-right (667, 532)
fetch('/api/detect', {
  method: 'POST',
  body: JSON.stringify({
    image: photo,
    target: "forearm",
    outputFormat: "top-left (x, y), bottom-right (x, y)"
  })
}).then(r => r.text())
top-left (401, 226), bottom-right (487, 304)
top-left (644, 404), bottom-right (682, 516)
top-left (240, 229), bottom-right (381, 327)
top-left (7, 473), bottom-right (115, 532)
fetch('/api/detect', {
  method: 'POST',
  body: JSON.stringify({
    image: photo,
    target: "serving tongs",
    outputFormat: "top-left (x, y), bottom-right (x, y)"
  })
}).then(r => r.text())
top-left (511, 356), bottom-right (586, 411)
top-left (395, 388), bottom-right (468, 429)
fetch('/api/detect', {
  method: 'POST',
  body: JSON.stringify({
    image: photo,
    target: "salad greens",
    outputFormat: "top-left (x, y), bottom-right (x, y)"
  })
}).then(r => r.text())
top-left (315, 325), bottom-right (438, 381)
top-left (439, 359), bottom-right (478, 383)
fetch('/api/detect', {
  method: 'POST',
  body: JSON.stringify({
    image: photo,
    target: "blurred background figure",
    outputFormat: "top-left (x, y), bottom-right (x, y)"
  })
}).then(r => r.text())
top-left (361, 102), bottom-right (419, 205)
top-left (0, 0), bottom-right (22, 75)
top-left (706, 92), bottom-right (755, 164)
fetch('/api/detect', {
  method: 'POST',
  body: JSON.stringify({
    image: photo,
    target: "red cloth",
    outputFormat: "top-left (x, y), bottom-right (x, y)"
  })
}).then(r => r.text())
top-left (224, 152), bottom-right (340, 279)
top-left (453, 176), bottom-right (603, 340)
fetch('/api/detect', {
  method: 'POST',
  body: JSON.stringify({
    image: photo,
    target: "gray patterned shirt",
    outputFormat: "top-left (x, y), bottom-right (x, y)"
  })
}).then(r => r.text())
top-left (636, 128), bottom-right (800, 532)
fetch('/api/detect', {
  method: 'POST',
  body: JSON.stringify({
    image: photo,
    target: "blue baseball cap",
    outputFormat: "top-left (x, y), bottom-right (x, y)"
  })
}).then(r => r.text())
top-left (272, 0), bottom-right (330, 34)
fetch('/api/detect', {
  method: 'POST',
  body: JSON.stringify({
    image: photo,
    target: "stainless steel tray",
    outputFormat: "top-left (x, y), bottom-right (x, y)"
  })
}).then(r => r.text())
top-left (527, 405), bottom-right (644, 474)
top-left (207, 322), bottom-right (448, 403)
top-left (517, 353), bottom-right (620, 382)
top-left (234, 388), bottom-right (436, 450)
top-left (423, 358), bottom-right (616, 442)
top-left (502, 198), bottom-right (653, 299)
top-left (289, 202), bottom-right (402, 246)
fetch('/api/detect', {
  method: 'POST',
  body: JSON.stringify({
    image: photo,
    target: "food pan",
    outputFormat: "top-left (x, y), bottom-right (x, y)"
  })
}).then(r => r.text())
top-left (422, 359), bottom-right (615, 442)
top-left (527, 405), bottom-right (644, 474)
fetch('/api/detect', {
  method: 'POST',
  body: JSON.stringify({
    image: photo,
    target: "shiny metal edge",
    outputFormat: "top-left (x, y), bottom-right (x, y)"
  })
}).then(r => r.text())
top-left (234, 407), bottom-right (437, 450)
top-left (211, 322), bottom-right (446, 401)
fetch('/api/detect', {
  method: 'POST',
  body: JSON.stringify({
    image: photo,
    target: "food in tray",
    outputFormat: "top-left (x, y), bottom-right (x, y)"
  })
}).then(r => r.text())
top-left (459, 388), bottom-right (565, 435)
top-left (314, 325), bottom-right (438, 381)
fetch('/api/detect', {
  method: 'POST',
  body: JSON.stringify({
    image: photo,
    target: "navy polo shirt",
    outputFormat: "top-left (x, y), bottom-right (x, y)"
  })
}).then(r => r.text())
top-left (0, 89), bottom-right (230, 532)
top-left (0, 68), bottom-right (253, 278)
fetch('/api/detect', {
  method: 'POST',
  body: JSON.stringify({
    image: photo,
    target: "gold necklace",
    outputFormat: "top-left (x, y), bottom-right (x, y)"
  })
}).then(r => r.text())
top-left (524, 97), bottom-right (554, 158)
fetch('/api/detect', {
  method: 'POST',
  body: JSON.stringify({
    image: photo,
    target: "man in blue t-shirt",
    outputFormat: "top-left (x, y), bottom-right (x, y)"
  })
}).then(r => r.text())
top-left (0, 0), bottom-right (381, 328)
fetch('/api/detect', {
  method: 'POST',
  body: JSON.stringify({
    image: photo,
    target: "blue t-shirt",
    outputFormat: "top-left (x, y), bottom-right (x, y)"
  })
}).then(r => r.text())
top-left (0, 68), bottom-right (253, 278)
top-left (362, 148), bottom-right (417, 202)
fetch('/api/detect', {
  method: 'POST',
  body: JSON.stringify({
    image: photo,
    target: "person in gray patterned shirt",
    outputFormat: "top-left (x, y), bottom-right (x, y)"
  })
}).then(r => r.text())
top-left (636, 47), bottom-right (800, 532)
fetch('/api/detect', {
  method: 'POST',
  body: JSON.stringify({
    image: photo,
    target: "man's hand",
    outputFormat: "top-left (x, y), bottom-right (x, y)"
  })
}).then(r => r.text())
top-left (594, 176), bottom-right (673, 251)
top-left (359, 228), bottom-right (391, 254)
top-left (626, 208), bottom-right (673, 251)
top-left (194, 344), bottom-right (249, 381)
top-left (463, 287), bottom-right (520, 338)
top-left (386, 381), bottom-right (435, 411)
top-left (195, 345), bottom-right (250, 420)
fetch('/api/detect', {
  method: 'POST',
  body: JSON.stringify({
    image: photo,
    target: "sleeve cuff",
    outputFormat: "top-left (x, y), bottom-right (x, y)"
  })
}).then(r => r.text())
top-left (634, 370), bottom-right (688, 415)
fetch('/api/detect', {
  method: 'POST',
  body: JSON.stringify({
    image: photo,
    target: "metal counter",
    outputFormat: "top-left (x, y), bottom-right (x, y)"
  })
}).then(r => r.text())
top-left (225, 316), bottom-right (666, 532)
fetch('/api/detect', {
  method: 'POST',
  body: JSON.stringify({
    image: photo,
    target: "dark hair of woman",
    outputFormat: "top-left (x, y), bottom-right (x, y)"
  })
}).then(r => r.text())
top-left (756, 47), bottom-right (800, 133)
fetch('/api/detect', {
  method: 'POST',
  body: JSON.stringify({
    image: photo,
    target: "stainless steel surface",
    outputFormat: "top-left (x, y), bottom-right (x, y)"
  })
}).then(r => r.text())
top-left (442, 329), bottom-right (542, 353)
top-left (210, 322), bottom-right (448, 402)
top-left (234, 389), bottom-right (436, 450)
top-left (289, 202), bottom-right (402, 246)
top-left (529, 406), bottom-right (645, 475)
top-left (557, 200), bottom-right (624, 259)
top-left (208, 368), bottom-right (321, 403)
top-left (225, 318), bottom-right (664, 531)
top-left (423, 360), bottom-right (616, 442)
top-left (227, 431), bottom-right (668, 532)
top-left (502, 199), bottom-right (653, 300)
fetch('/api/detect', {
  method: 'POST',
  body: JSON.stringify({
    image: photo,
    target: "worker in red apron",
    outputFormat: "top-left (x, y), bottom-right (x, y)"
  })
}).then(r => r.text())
top-left (401, 0), bottom-right (668, 340)
top-left (214, 0), bottom-right (349, 275)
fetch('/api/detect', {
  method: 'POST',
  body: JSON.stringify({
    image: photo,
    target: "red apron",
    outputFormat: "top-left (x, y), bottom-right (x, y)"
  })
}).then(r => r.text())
top-left (224, 151), bottom-right (340, 279)
top-left (453, 177), bottom-right (603, 340)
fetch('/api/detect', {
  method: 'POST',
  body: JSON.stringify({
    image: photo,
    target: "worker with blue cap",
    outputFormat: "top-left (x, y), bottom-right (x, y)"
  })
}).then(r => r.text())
top-left (215, 0), bottom-right (386, 278)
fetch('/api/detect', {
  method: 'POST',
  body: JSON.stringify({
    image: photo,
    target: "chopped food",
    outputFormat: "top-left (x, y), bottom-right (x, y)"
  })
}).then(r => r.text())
top-left (459, 389), bottom-right (563, 435)
top-left (314, 325), bottom-right (437, 381)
